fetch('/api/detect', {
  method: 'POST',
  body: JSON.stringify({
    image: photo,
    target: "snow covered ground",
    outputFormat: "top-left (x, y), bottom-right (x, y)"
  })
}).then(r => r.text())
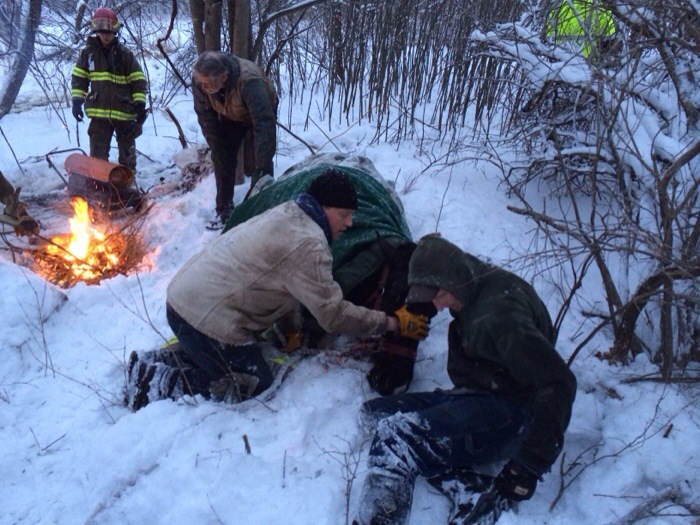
top-left (0, 53), bottom-right (697, 525)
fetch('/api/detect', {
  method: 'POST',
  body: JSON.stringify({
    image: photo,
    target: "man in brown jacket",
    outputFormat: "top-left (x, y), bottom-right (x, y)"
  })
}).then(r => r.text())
top-left (125, 169), bottom-right (429, 410)
top-left (193, 51), bottom-right (278, 229)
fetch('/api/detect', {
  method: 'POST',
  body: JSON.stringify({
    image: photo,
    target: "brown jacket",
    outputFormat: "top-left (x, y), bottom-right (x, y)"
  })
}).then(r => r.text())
top-left (193, 53), bottom-right (277, 174)
top-left (167, 201), bottom-right (387, 344)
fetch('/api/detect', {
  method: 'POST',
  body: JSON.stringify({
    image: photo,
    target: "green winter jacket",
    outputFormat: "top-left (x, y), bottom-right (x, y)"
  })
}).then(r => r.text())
top-left (71, 36), bottom-right (147, 121)
top-left (408, 234), bottom-right (577, 474)
top-left (224, 157), bottom-right (413, 297)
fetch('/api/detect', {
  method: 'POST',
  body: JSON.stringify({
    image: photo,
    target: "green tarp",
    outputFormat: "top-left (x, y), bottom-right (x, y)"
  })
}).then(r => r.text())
top-left (223, 161), bottom-right (413, 295)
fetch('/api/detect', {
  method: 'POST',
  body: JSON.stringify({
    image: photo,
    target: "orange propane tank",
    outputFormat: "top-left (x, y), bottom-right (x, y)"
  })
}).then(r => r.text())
top-left (64, 153), bottom-right (133, 188)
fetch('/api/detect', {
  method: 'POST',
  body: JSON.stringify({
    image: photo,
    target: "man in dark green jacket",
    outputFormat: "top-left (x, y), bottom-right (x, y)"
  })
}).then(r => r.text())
top-left (71, 7), bottom-right (147, 172)
top-left (353, 234), bottom-right (577, 525)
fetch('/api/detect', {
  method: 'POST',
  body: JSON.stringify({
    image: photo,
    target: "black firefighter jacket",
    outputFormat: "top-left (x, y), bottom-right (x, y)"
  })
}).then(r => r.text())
top-left (408, 234), bottom-right (577, 475)
top-left (71, 36), bottom-right (147, 121)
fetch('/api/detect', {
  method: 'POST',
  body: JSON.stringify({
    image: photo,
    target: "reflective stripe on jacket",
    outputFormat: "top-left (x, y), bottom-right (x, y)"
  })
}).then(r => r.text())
top-left (71, 36), bottom-right (147, 121)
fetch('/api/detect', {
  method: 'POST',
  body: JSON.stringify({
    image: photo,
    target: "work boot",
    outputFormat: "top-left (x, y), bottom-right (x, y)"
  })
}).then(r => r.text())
top-left (125, 351), bottom-right (156, 411)
top-left (209, 372), bottom-right (260, 403)
top-left (206, 216), bottom-right (226, 231)
top-left (354, 469), bottom-right (413, 525)
top-left (428, 470), bottom-right (513, 525)
top-left (0, 187), bottom-right (40, 236)
top-left (125, 351), bottom-right (183, 411)
top-left (207, 204), bottom-right (232, 231)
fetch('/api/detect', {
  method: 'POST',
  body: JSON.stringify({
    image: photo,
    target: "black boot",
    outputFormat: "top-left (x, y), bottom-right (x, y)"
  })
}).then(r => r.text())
top-left (428, 470), bottom-right (513, 525)
top-left (209, 372), bottom-right (260, 403)
top-left (125, 351), bottom-right (157, 411)
top-left (354, 469), bottom-right (413, 525)
top-left (125, 351), bottom-right (184, 411)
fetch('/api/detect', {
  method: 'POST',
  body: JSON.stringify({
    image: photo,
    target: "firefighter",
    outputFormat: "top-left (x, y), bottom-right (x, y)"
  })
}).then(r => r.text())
top-left (0, 170), bottom-right (39, 236)
top-left (71, 7), bottom-right (148, 173)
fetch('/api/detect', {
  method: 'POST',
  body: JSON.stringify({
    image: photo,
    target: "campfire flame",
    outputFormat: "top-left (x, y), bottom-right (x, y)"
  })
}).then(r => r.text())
top-left (31, 196), bottom-right (149, 288)
top-left (45, 197), bottom-right (123, 282)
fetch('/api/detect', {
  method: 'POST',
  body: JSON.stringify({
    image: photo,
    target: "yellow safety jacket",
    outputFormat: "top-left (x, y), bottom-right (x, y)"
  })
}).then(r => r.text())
top-left (545, 0), bottom-right (615, 57)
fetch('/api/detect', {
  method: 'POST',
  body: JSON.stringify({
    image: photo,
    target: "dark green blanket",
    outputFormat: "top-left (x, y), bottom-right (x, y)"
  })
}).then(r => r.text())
top-left (223, 164), bottom-right (413, 295)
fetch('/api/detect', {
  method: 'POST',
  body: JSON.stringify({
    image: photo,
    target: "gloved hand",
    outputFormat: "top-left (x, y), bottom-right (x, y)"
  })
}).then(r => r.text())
top-left (15, 214), bottom-right (40, 236)
top-left (495, 460), bottom-right (539, 501)
top-left (367, 348), bottom-right (415, 396)
top-left (132, 102), bottom-right (148, 138)
top-left (245, 170), bottom-right (274, 200)
top-left (72, 99), bottom-right (84, 122)
top-left (281, 331), bottom-right (303, 353)
top-left (1, 188), bottom-right (39, 236)
top-left (392, 305), bottom-right (429, 340)
top-left (133, 102), bottom-right (148, 126)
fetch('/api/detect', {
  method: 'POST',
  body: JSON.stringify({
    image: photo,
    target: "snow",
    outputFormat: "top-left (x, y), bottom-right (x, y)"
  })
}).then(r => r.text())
top-left (1, 52), bottom-right (698, 525)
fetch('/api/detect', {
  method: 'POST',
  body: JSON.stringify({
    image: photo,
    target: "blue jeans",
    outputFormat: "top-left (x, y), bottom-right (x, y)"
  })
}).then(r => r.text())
top-left (363, 390), bottom-right (530, 479)
top-left (166, 304), bottom-right (273, 396)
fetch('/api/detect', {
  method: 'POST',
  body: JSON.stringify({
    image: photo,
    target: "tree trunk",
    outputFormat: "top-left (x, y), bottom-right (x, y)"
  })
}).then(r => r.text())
top-left (660, 278), bottom-right (674, 378)
top-left (190, 0), bottom-right (206, 53)
top-left (204, 0), bottom-right (223, 52)
top-left (329, 4), bottom-right (344, 82)
top-left (229, 0), bottom-right (250, 59)
top-left (230, 0), bottom-right (251, 184)
top-left (0, 0), bottom-right (42, 120)
top-left (73, 2), bottom-right (88, 44)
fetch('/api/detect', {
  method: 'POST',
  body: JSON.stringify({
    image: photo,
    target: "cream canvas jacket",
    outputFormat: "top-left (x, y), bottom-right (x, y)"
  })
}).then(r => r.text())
top-left (167, 201), bottom-right (387, 344)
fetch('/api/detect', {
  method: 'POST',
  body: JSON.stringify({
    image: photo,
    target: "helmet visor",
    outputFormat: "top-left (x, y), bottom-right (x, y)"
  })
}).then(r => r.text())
top-left (91, 17), bottom-right (117, 33)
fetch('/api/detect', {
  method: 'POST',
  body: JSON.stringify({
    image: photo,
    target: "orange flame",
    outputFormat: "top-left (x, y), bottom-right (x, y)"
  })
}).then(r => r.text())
top-left (46, 197), bottom-right (121, 280)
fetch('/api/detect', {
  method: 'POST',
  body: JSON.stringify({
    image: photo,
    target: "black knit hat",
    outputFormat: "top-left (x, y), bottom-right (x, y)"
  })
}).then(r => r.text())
top-left (306, 168), bottom-right (358, 210)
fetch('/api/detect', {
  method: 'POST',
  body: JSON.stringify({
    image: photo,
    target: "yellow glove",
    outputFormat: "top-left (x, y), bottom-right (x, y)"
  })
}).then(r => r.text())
top-left (282, 331), bottom-right (303, 353)
top-left (393, 305), bottom-right (429, 340)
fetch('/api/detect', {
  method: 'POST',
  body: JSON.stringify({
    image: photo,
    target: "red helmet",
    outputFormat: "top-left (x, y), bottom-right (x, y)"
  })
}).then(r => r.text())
top-left (91, 7), bottom-right (120, 33)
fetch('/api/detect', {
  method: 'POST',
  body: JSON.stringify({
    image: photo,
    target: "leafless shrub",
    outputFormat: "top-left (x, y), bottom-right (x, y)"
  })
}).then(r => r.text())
top-left (464, 0), bottom-right (699, 379)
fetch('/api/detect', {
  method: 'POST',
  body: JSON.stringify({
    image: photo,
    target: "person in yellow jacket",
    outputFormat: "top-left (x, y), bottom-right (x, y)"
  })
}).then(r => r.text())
top-left (545, 0), bottom-right (616, 59)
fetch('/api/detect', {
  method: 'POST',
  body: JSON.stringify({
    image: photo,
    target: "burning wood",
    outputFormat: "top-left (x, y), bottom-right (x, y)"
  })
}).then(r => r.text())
top-left (33, 197), bottom-right (148, 287)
